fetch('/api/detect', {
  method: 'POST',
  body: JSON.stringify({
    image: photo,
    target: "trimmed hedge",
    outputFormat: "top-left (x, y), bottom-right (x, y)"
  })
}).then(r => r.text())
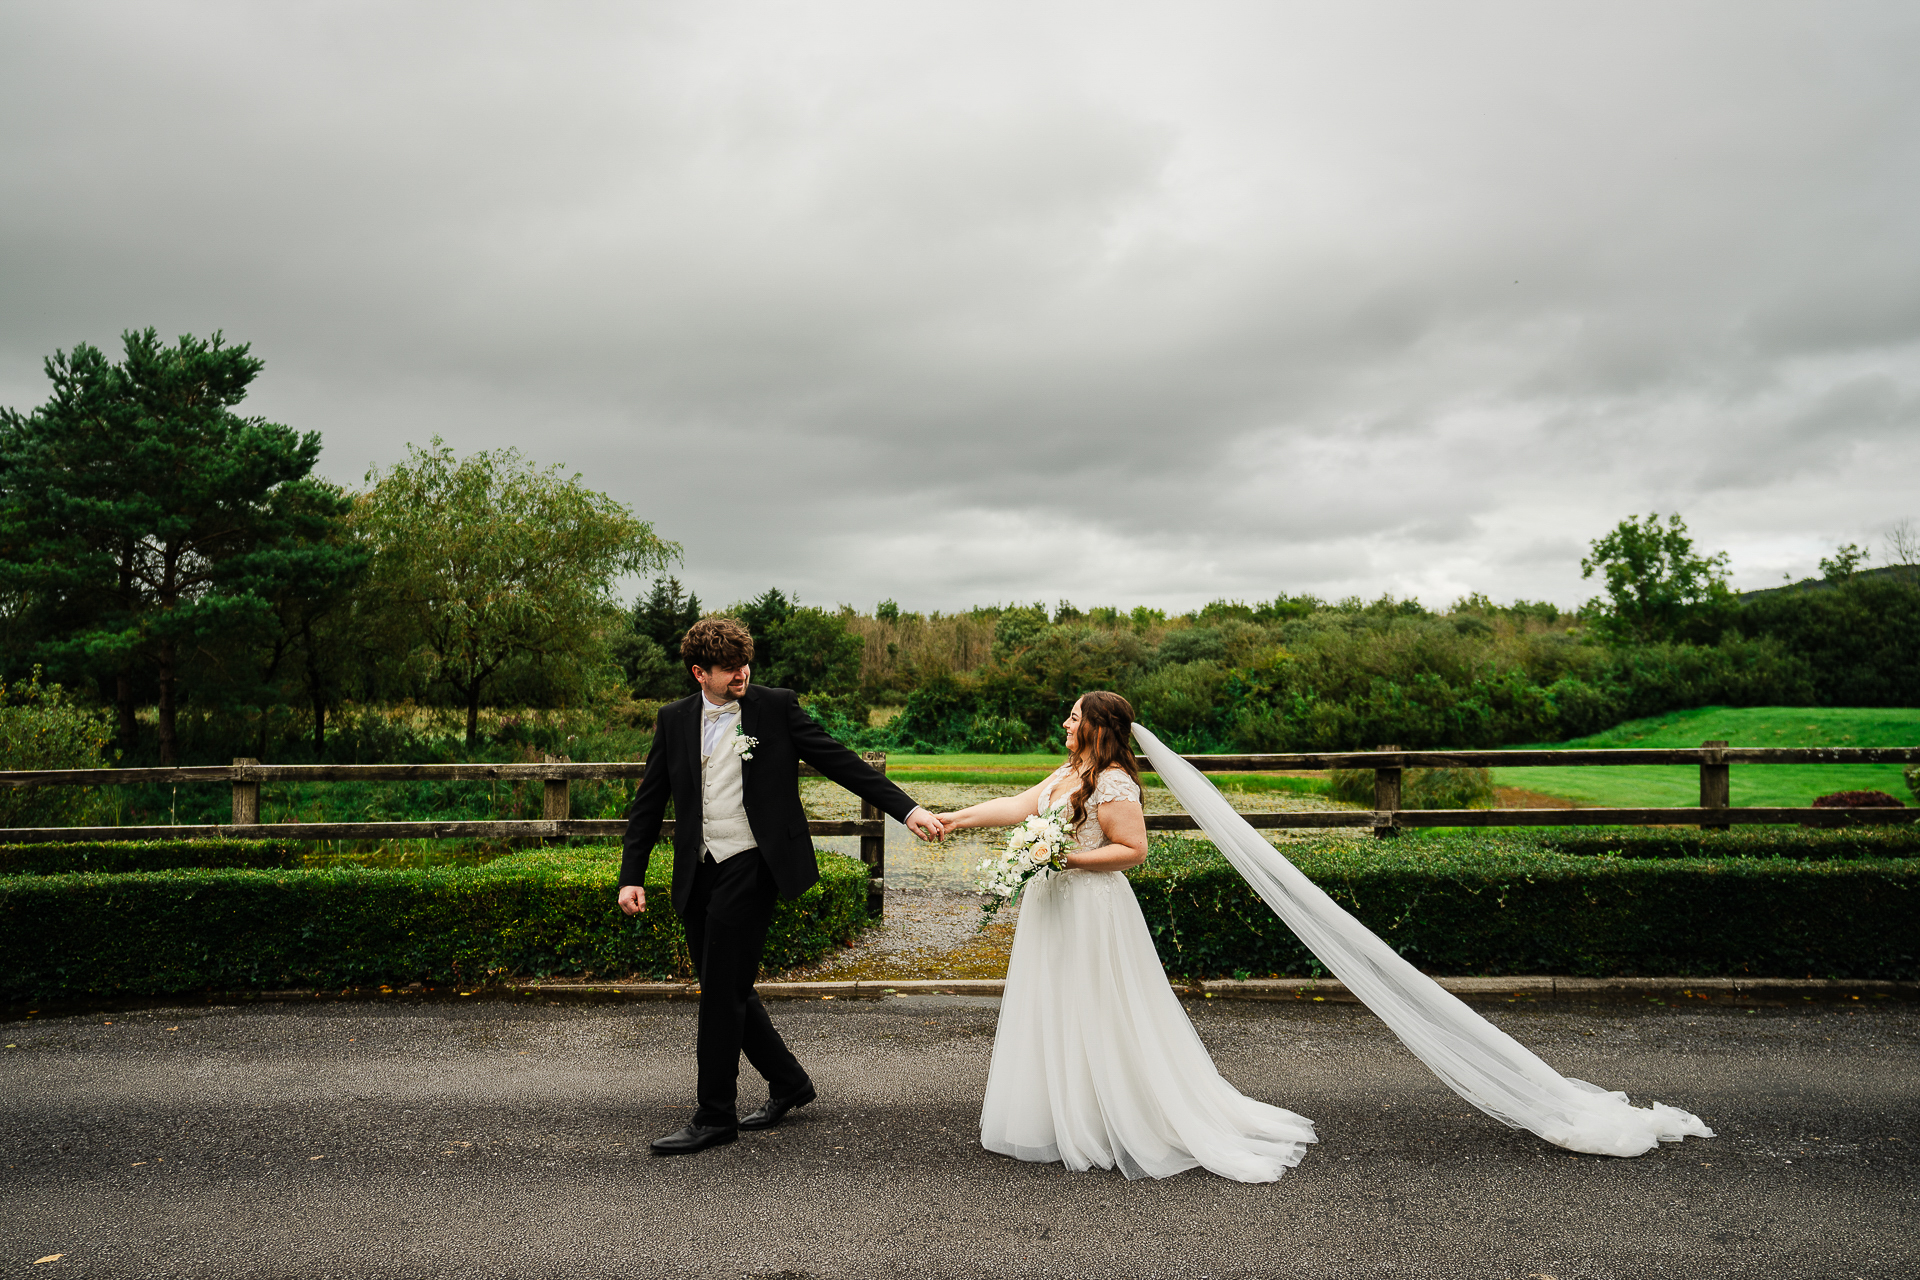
top-left (0, 847), bottom-right (869, 1002)
top-left (0, 839), bottom-right (307, 877)
top-left (1129, 835), bottom-right (1918, 980)
top-left (1426, 825), bottom-right (1920, 862)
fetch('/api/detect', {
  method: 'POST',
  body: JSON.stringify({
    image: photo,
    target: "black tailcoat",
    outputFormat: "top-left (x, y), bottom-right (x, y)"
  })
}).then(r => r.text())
top-left (619, 684), bottom-right (917, 910)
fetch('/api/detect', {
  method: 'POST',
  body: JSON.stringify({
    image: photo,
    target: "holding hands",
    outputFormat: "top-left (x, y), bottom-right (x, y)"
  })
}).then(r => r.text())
top-left (905, 807), bottom-right (953, 841)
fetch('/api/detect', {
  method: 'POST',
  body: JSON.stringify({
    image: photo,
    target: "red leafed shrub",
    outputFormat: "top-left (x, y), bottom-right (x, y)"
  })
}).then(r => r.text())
top-left (1811, 790), bottom-right (1909, 808)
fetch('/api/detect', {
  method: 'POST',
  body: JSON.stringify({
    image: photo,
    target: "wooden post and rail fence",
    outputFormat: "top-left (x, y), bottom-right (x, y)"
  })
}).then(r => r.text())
top-left (2, 744), bottom-right (1916, 915)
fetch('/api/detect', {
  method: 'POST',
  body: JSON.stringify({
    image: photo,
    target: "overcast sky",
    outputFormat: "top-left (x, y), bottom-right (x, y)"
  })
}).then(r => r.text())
top-left (4, 3), bottom-right (1917, 615)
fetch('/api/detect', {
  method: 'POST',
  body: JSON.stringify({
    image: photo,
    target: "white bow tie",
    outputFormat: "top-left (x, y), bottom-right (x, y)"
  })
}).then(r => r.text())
top-left (703, 703), bottom-right (736, 720)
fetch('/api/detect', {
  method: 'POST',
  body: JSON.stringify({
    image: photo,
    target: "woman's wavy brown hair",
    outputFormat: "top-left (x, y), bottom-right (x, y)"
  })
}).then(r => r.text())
top-left (1066, 690), bottom-right (1142, 830)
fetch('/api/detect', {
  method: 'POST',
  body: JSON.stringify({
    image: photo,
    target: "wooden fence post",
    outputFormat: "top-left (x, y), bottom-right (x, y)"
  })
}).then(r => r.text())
top-left (860, 751), bottom-right (887, 916)
top-left (1699, 740), bottom-right (1730, 831)
top-left (541, 755), bottom-right (571, 821)
top-left (231, 757), bottom-right (260, 826)
top-left (1373, 744), bottom-right (1401, 839)
top-left (1374, 744), bottom-right (1405, 836)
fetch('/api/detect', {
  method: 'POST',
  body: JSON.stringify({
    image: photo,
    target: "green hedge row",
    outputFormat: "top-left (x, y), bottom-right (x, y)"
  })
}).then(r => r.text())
top-left (0, 839), bottom-right (308, 876)
top-left (1129, 836), bottom-right (1919, 980)
top-left (0, 847), bottom-right (869, 1003)
top-left (1419, 825), bottom-right (1920, 861)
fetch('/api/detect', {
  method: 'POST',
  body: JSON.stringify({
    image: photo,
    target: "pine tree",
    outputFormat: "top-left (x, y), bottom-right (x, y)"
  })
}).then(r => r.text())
top-left (0, 330), bottom-right (356, 764)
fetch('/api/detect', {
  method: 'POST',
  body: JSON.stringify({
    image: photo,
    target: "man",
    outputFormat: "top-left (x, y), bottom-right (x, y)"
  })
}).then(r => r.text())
top-left (619, 615), bottom-right (943, 1155)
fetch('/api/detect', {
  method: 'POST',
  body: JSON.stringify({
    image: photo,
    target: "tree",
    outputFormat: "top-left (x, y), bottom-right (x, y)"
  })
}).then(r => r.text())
top-left (1819, 542), bottom-right (1869, 584)
top-left (616, 576), bottom-right (701, 698)
top-left (354, 439), bottom-right (679, 748)
top-left (1885, 519), bottom-right (1919, 585)
top-left (215, 479), bottom-right (369, 756)
top-left (731, 588), bottom-right (863, 694)
top-left (736, 587), bottom-right (794, 673)
top-left (0, 329), bottom-right (348, 764)
top-left (1886, 519), bottom-right (1918, 568)
top-left (1580, 513), bottom-right (1731, 645)
top-left (764, 607), bottom-right (863, 695)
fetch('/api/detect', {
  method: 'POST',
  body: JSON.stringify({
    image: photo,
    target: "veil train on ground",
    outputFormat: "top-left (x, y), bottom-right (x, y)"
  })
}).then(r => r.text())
top-left (1130, 723), bottom-right (1713, 1157)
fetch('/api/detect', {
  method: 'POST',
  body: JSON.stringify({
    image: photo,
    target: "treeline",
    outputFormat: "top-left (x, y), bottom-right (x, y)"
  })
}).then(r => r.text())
top-left (5, 332), bottom-right (1915, 767)
top-left (679, 511), bottom-right (1919, 756)
top-left (804, 574), bottom-right (1918, 755)
top-left (0, 331), bottom-right (673, 766)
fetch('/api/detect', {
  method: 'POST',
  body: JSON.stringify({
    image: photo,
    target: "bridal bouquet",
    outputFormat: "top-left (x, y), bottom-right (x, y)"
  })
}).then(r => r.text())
top-left (976, 802), bottom-right (1073, 918)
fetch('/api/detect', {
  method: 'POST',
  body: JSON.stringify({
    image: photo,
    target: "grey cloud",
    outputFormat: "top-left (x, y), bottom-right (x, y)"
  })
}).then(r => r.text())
top-left (4, 2), bottom-right (1918, 614)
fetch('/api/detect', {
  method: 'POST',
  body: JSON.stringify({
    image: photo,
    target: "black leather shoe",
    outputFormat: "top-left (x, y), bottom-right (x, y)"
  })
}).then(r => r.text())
top-left (739, 1082), bottom-right (817, 1130)
top-left (650, 1123), bottom-right (738, 1156)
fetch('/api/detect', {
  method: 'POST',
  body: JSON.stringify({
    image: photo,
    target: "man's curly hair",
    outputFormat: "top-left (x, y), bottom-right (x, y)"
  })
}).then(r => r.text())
top-left (681, 615), bottom-right (755, 672)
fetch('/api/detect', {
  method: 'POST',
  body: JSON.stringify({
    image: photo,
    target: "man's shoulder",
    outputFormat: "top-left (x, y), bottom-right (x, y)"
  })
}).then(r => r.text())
top-left (657, 693), bottom-right (700, 727)
top-left (744, 683), bottom-right (798, 708)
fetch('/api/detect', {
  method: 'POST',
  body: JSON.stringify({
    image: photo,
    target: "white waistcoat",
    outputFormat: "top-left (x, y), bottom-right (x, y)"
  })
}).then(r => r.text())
top-left (700, 738), bottom-right (755, 861)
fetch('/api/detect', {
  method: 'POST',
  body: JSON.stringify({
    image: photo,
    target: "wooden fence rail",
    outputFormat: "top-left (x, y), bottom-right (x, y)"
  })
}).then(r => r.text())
top-left (3, 744), bottom-right (1913, 789)
top-left (0, 751), bottom-right (895, 915)
top-left (2, 744), bottom-right (1916, 915)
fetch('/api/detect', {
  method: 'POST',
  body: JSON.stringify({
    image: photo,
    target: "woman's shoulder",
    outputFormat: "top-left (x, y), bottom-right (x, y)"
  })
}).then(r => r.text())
top-left (1092, 765), bottom-right (1141, 801)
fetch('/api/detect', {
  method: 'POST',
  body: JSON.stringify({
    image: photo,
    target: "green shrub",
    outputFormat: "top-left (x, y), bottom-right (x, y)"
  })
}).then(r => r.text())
top-left (1127, 835), bottom-right (1917, 980)
top-left (0, 847), bottom-right (869, 1002)
top-left (0, 839), bottom-right (306, 876)
top-left (964, 713), bottom-right (1033, 753)
top-left (0, 670), bottom-right (112, 827)
top-left (1132, 660), bottom-right (1232, 740)
top-left (1327, 766), bottom-right (1495, 809)
top-left (1468, 825), bottom-right (1920, 861)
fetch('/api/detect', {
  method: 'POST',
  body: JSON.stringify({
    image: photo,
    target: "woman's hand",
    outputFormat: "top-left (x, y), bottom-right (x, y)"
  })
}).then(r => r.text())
top-left (935, 780), bottom-right (1049, 835)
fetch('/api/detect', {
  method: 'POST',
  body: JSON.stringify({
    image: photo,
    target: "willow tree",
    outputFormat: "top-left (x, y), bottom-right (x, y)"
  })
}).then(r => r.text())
top-left (354, 440), bottom-right (679, 748)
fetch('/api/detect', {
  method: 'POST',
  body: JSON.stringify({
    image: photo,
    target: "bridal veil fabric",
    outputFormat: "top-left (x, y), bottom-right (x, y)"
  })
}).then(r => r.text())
top-left (1130, 723), bottom-right (1713, 1157)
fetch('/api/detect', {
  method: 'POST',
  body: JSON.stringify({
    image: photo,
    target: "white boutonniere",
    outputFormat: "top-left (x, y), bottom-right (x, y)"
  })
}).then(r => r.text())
top-left (730, 727), bottom-right (759, 760)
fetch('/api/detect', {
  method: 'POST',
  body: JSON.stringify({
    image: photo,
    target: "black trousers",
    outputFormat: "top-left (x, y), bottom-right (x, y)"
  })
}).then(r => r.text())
top-left (681, 848), bottom-right (809, 1127)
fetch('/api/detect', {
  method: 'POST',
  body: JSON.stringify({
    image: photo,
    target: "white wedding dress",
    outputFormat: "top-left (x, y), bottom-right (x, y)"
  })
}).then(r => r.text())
top-left (979, 763), bottom-right (1319, 1182)
top-left (980, 736), bottom-right (1714, 1181)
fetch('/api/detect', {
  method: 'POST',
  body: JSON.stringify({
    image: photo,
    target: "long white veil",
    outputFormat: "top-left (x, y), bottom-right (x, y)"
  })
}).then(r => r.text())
top-left (1131, 723), bottom-right (1713, 1157)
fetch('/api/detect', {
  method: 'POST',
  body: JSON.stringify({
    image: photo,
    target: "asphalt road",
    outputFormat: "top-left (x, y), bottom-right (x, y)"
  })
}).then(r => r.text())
top-left (3, 993), bottom-right (1915, 1279)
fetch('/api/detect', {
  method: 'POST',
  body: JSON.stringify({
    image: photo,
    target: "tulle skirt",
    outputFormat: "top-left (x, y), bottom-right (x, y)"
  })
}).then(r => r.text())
top-left (979, 867), bottom-right (1318, 1182)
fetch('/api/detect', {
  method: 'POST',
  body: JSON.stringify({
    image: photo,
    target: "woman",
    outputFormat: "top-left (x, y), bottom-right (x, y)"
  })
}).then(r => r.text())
top-left (936, 691), bottom-right (1318, 1183)
top-left (942, 694), bottom-right (1712, 1175)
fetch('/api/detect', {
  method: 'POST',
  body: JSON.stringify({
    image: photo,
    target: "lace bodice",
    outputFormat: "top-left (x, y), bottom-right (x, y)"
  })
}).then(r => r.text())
top-left (1040, 763), bottom-right (1143, 852)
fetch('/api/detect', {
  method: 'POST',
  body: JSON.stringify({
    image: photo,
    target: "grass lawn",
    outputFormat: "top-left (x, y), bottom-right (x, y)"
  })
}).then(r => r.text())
top-left (1493, 707), bottom-right (1920, 808)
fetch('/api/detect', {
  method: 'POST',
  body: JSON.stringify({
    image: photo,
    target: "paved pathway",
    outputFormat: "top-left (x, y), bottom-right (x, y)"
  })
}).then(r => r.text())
top-left (3, 994), bottom-right (1915, 1278)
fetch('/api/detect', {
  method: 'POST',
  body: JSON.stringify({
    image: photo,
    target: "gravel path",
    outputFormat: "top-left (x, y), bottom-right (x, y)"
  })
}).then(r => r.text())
top-left (793, 779), bottom-right (1359, 982)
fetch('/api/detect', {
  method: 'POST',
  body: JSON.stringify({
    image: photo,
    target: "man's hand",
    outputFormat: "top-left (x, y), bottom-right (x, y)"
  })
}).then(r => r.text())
top-left (618, 884), bottom-right (646, 915)
top-left (904, 807), bottom-right (945, 841)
